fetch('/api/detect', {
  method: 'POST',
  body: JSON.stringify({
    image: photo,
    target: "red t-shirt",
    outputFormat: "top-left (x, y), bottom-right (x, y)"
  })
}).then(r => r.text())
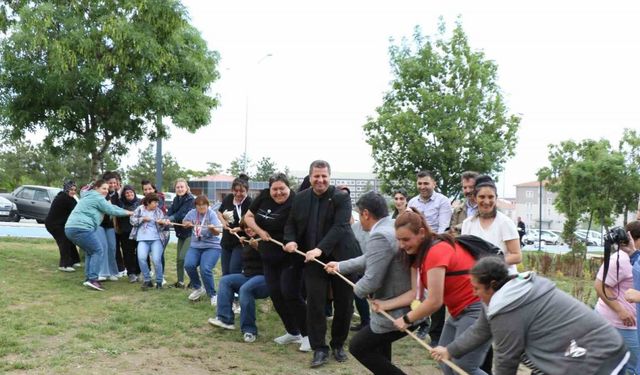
top-left (420, 241), bottom-right (479, 318)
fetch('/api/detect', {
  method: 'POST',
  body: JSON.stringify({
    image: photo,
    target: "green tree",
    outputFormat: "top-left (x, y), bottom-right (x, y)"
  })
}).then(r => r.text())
top-left (538, 139), bottom-right (633, 255)
top-left (0, 0), bottom-right (220, 177)
top-left (618, 129), bottom-right (640, 223)
top-left (126, 145), bottom-right (189, 190)
top-left (364, 20), bottom-right (520, 197)
top-left (254, 157), bottom-right (278, 181)
top-left (205, 161), bottom-right (223, 176)
top-left (227, 153), bottom-right (251, 178)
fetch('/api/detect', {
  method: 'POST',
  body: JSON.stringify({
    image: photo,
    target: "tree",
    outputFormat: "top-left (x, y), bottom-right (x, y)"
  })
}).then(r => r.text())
top-left (227, 153), bottom-right (251, 178)
top-left (538, 138), bottom-right (636, 255)
top-left (363, 20), bottom-right (520, 197)
top-left (254, 157), bottom-right (278, 181)
top-left (205, 161), bottom-right (223, 176)
top-left (126, 145), bottom-right (190, 190)
top-left (0, 0), bottom-right (220, 177)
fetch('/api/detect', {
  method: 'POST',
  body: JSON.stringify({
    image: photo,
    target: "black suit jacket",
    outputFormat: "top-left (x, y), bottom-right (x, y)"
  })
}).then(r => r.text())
top-left (284, 185), bottom-right (361, 262)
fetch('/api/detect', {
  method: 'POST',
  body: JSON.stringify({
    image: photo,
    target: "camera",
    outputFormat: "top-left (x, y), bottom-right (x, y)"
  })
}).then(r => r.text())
top-left (604, 226), bottom-right (629, 247)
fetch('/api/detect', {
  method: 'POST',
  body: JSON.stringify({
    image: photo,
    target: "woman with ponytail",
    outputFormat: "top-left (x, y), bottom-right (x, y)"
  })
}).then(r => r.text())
top-left (371, 208), bottom-right (490, 375)
top-left (430, 257), bottom-right (629, 375)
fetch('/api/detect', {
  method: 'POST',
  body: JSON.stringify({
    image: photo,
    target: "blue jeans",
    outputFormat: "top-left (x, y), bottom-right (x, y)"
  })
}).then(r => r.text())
top-left (618, 328), bottom-right (640, 374)
top-left (217, 273), bottom-right (269, 334)
top-left (98, 227), bottom-right (119, 277)
top-left (184, 246), bottom-right (221, 296)
top-left (221, 244), bottom-right (243, 276)
top-left (64, 227), bottom-right (104, 281)
top-left (137, 240), bottom-right (164, 283)
top-left (439, 302), bottom-right (490, 375)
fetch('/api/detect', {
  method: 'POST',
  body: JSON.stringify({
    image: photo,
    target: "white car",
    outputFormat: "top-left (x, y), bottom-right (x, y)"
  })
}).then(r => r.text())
top-left (525, 229), bottom-right (560, 245)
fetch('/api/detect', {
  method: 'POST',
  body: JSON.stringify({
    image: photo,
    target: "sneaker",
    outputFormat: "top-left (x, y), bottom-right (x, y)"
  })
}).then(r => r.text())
top-left (273, 333), bottom-right (302, 345)
top-left (299, 336), bottom-right (311, 352)
top-left (128, 274), bottom-right (138, 283)
top-left (172, 281), bottom-right (185, 289)
top-left (117, 270), bottom-right (127, 277)
top-left (58, 266), bottom-right (75, 272)
top-left (208, 317), bottom-right (235, 330)
top-left (72, 263), bottom-right (81, 268)
top-left (243, 332), bottom-right (256, 343)
top-left (97, 276), bottom-right (107, 281)
top-left (156, 283), bottom-right (163, 290)
top-left (210, 295), bottom-right (218, 306)
top-left (232, 301), bottom-right (241, 314)
top-left (83, 280), bottom-right (105, 291)
top-left (138, 274), bottom-right (144, 282)
top-left (107, 276), bottom-right (119, 281)
top-left (162, 278), bottom-right (167, 287)
top-left (141, 281), bottom-right (154, 290)
top-left (188, 287), bottom-right (206, 301)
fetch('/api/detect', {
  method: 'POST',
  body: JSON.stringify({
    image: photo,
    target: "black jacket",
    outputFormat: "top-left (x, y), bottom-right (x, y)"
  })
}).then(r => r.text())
top-left (241, 242), bottom-right (264, 277)
top-left (167, 193), bottom-right (195, 239)
top-left (284, 185), bottom-right (361, 262)
top-left (45, 192), bottom-right (77, 230)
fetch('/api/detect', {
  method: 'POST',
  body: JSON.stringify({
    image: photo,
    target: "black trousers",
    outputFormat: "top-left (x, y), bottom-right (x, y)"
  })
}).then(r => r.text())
top-left (263, 256), bottom-right (307, 336)
top-left (46, 225), bottom-right (80, 267)
top-left (349, 324), bottom-right (408, 375)
top-left (304, 261), bottom-right (354, 351)
top-left (119, 235), bottom-right (140, 276)
top-left (430, 305), bottom-right (446, 345)
top-left (115, 233), bottom-right (125, 272)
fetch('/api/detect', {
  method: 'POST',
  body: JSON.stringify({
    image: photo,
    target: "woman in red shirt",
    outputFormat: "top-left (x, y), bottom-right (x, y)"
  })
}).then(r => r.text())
top-left (372, 208), bottom-right (490, 375)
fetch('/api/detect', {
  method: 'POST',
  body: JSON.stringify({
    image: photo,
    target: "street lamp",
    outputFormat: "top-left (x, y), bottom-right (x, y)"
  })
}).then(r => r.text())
top-left (243, 53), bottom-right (273, 173)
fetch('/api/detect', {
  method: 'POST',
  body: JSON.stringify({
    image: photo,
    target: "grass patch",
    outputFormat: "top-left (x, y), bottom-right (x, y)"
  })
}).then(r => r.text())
top-left (0, 238), bottom-right (440, 374)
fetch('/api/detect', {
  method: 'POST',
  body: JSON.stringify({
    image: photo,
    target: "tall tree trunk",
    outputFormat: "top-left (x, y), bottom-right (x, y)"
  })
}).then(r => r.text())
top-left (584, 212), bottom-right (593, 261)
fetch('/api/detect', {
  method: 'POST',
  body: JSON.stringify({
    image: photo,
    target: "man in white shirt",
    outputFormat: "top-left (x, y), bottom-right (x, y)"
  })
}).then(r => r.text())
top-left (407, 170), bottom-right (452, 234)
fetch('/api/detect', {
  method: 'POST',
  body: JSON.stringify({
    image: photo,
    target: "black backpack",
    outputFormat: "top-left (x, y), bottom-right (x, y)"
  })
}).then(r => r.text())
top-left (445, 235), bottom-right (503, 277)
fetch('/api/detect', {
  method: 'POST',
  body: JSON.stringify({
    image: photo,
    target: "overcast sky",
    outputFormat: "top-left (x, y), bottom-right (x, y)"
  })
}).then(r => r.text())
top-left (122, 0), bottom-right (640, 197)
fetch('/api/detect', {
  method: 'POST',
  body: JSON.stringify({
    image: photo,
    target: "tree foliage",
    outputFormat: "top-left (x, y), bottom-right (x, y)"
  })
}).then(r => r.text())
top-left (538, 134), bottom-right (640, 253)
top-left (254, 156), bottom-right (278, 182)
top-left (125, 145), bottom-right (197, 190)
top-left (0, 0), bottom-right (220, 177)
top-left (364, 20), bottom-right (520, 197)
top-left (227, 153), bottom-right (251, 178)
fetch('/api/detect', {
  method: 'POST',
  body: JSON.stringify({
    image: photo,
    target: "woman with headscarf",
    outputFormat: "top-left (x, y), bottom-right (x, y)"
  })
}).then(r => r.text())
top-left (45, 180), bottom-right (81, 272)
top-left (117, 185), bottom-right (142, 282)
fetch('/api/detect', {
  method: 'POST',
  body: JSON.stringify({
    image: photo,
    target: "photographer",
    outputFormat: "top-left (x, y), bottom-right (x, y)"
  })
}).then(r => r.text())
top-left (594, 224), bottom-right (639, 374)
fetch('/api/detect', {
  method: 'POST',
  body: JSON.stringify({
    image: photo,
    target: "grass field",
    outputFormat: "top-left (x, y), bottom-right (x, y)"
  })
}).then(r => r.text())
top-left (0, 238), bottom-right (444, 375)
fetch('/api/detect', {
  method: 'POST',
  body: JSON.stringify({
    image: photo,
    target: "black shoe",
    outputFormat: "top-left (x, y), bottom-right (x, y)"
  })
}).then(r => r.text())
top-left (332, 347), bottom-right (348, 362)
top-left (141, 281), bottom-right (154, 290)
top-left (310, 350), bottom-right (329, 368)
top-left (171, 281), bottom-right (185, 289)
top-left (155, 283), bottom-right (163, 290)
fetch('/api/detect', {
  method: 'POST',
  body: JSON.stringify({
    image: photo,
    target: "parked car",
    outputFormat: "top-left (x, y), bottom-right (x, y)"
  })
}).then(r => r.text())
top-left (0, 185), bottom-right (62, 223)
top-left (164, 192), bottom-right (176, 208)
top-left (524, 229), bottom-right (561, 245)
top-left (574, 231), bottom-right (600, 246)
top-left (575, 229), bottom-right (603, 246)
top-left (0, 196), bottom-right (19, 222)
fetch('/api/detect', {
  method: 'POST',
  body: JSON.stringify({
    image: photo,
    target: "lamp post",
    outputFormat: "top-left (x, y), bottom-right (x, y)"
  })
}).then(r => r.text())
top-left (243, 53), bottom-right (272, 173)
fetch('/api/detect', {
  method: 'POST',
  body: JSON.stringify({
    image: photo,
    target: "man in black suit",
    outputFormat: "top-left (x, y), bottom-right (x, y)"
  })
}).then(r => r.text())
top-left (284, 160), bottom-right (361, 368)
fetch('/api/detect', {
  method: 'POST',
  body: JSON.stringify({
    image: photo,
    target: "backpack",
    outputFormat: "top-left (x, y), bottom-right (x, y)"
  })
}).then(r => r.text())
top-left (445, 235), bottom-right (503, 276)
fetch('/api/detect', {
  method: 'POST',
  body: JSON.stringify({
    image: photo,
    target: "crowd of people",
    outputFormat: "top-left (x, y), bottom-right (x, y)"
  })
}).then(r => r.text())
top-left (42, 160), bottom-right (640, 374)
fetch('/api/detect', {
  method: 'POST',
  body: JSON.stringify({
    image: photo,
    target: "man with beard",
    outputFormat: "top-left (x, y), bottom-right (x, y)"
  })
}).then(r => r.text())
top-left (449, 171), bottom-right (479, 235)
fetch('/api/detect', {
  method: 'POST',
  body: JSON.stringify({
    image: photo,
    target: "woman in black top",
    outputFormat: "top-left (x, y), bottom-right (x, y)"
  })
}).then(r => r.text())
top-left (45, 180), bottom-right (80, 271)
top-left (244, 173), bottom-right (309, 351)
top-left (166, 178), bottom-right (195, 287)
top-left (217, 174), bottom-right (252, 275)
top-left (117, 185), bottom-right (142, 282)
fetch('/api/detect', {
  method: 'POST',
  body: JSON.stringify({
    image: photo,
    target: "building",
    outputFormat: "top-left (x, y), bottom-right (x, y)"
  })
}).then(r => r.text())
top-left (514, 181), bottom-right (564, 230)
top-left (188, 175), bottom-right (269, 203)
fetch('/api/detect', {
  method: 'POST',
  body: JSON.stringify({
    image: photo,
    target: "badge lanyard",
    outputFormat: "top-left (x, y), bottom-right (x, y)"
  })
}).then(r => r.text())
top-left (194, 211), bottom-right (206, 240)
top-left (411, 267), bottom-right (423, 311)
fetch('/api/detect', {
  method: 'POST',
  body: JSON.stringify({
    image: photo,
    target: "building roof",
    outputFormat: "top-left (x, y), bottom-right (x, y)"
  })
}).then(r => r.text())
top-left (515, 180), bottom-right (549, 187)
top-left (189, 174), bottom-right (235, 182)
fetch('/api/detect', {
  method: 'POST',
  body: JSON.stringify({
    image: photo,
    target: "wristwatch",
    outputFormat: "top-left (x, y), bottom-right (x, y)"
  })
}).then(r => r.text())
top-left (402, 313), bottom-right (412, 325)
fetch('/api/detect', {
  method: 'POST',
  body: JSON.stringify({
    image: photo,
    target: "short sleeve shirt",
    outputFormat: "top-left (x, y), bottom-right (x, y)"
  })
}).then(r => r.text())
top-left (249, 188), bottom-right (295, 263)
top-left (461, 211), bottom-right (519, 273)
top-left (218, 193), bottom-right (252, 249)
top-left (420, 241), bottom-right (480, 318)
top-left (595, 251), bottom-right (635, 329)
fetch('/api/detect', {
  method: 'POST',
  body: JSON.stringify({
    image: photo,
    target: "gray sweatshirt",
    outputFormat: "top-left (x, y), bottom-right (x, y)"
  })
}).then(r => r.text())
top-left (447, 272), bottom-right (627, 375)
top-left (339, 216), bottom-right (411, 334)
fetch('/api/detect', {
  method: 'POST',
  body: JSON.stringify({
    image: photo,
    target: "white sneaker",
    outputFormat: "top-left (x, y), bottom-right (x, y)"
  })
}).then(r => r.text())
top-left (117, 270), bottom-right (127, 277)
top-left (72, 263), bottom-right (81, 268)
top-left (58, 266), bottom-right (75, 272)
top-left (273, 333), bottom-right (302, 345)
top-left (243, 332), bottom-right (256, 343)
top-left (188, 287), bottom-right (206, 301)
top-left (162, 278), bottom-right (167, 287)
top-left (97, 276), bottom-right (107, 281)
top-left (232, 301), bottom-right (241, 314)
top-left (210, 295), bottom-right (218, 306)
top-left (299, 336), bottom-right (311, 352)
top-left (108, 276), bottom-right (119, 281)
top-left (208, 317), bottom-right (235, 330)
